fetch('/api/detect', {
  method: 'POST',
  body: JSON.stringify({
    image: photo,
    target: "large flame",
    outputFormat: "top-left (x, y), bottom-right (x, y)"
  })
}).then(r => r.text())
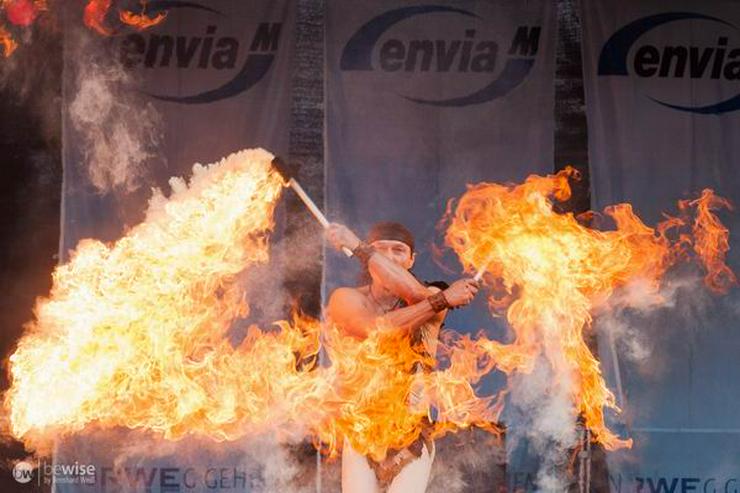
top-left (5, 149), bottom-right (285, 450)
top-left (3, 159), bottom-right (733, 461)
top-left (444, 166), bottom-right (735, 450)
top-left (3, 149), bottom-right (499, 460)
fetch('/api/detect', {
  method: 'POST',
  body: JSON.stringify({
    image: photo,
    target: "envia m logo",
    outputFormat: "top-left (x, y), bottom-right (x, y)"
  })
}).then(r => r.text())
top-left (118, 0), bottom-right (281, 104)
top-left (598, 12), bottom-right (740, 114)
top-left (340, 5), bottom-right (541, 107)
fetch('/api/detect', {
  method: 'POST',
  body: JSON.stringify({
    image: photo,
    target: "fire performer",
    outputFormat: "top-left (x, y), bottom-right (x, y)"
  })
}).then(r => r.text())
top-left (325, 221), bottom-right (479, 493)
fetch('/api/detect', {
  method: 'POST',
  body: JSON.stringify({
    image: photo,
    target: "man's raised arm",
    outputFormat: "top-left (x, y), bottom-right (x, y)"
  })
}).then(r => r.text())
top-left (327, 280), bottom-right (479, 339)
top-left (326, 223), bottom-right (430, 303)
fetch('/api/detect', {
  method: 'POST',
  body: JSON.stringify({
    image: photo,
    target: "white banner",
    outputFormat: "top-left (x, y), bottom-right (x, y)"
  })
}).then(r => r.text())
top-left (325, 0), bottom-right (556, 484)
top-left (581, 0), bottom-right (740, 490)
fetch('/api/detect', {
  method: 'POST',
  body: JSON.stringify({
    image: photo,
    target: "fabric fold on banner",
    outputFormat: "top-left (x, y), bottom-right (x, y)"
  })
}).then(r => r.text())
top-left (581, 0), bottom-right (740, 489)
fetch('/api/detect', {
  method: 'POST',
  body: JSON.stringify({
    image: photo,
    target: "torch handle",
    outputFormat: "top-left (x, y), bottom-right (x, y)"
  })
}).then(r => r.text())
top-left (288, 179), bottom-right (353, 257)
top-left (473, 265), bottom-right (487, 283)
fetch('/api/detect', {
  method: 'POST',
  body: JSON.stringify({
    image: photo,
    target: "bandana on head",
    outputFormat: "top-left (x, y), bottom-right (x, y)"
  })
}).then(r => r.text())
top-left (366, 222), bottom-right (415, 252)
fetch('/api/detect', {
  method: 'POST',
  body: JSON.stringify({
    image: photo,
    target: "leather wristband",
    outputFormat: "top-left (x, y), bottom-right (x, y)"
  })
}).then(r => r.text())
top-left (352, 241), bottom-right (375, 264)
top-left (427, 291), bottom-right (450, 312)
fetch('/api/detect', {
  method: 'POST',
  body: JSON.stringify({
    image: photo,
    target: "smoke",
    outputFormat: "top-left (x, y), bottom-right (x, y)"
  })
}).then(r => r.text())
top-left (67, 29), bottom-right (162, 193)
top-left (427, 429), bottom-right (506, 493)
top-left (53, 429), bottom-right (317, 493)
top-left (507, 356), bottom-right (578, 492)
top-left (0, 8), bottom-right (162, 193)
top-left (597, 272), bottom-right (712, 374)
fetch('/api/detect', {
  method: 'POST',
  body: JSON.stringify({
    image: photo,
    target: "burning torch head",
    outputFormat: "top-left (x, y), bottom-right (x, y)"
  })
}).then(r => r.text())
top-left (270, 156), bottom-right (299, 186)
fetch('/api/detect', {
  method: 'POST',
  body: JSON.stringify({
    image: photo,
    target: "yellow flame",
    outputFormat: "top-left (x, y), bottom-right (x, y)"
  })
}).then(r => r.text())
top-left (0, 24), bottom-right (17, 56)
top-left (4, 160), bottom-right (732, 460)
top-left (5, 149), bottom-right (285, 450)
top-left (444, 166), bottom-right (735, 450)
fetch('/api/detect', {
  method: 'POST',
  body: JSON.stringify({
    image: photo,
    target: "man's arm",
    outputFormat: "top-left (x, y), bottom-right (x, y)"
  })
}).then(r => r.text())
top-left (366, 252), bottom-right (432, 304)
top-left (327, 281), bottom-right (478, 339)
top-left (325, 223), bottom-right (430, 303)
top-left (327, 287), bottom-right (444, 339)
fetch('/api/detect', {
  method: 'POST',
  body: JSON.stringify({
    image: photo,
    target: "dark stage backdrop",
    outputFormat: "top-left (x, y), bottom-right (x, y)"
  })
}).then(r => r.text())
top-left (324, 0), bottom-right (556, 486)
top-left (581, 0), bottom-right (740, 490)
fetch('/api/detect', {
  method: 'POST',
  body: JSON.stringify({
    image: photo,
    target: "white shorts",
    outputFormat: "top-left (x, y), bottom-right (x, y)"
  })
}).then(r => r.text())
top-left (341, 439), bottom-right (435, 493)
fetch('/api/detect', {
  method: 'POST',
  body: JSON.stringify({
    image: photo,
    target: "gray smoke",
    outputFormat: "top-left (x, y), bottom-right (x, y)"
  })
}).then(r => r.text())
top-left (508, 356), bottom-right (579, 492)
top-left (67, 31), bottom-right (162, 193)
top-left (54, 428), bottom-right (317, 493)
top-left (597, 273), bottom-right (711, 379)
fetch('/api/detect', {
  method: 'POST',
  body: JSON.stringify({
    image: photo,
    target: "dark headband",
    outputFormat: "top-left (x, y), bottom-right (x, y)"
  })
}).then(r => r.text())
top-left (366, 221), bottom-right (415, 252)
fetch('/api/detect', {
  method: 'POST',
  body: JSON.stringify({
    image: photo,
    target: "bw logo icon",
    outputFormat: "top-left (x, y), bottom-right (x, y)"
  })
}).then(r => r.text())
top-left (12, 461), bottom-right (34, 484)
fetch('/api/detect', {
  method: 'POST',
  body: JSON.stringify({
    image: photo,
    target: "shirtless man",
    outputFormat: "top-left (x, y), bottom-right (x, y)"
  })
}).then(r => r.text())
top-left (325, 221), bottom-right (479, 493)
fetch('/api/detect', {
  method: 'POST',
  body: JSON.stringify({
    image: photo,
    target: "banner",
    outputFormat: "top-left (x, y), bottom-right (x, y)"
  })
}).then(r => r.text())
top-left (61, 0), bottom-right (295, 254)
top-left (57, 2), bottom-right (296, 492)
top-left (325, 0), bottom-right (556, 485)
top-left (581, 0), bottom-right (740, 490)
top-left (325, 0), bottom-right (555, 326)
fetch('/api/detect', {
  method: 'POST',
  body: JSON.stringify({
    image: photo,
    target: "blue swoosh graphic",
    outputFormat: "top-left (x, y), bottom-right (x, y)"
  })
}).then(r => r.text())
top-left (147, 0), bottom-right (222, 16)
top-left (650, 94), bottom-right (740, 115)
top-left (599, 12), bottom-right (740, 114)
top-left (598, 12), bottom-right (733, 76)
top-left (340, 5), bottom-right (479, 71)
top-left (140, 1), bottom-right (275, 104)
top-left (404, 58), bottom-right (535, 107)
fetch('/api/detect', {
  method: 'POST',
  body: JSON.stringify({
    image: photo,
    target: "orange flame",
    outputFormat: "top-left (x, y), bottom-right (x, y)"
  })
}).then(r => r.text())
top-left (119, 1), bottom-right (166, 31)
top-left (83, 0), bottom-right (112, 35)
top-left (444, 166), bottom-right (735, 450)
top-left (85, 0), bottom-right (167, 36)
top-left (2, 149), bottom-right (500, 460)
top-left (3, 160), bottom-right (732, 461)
top-left (683, 189), bottom-right (736, 292)
top-left (0, 24), bottom-right (17, 56)
top-left (0, 0), bottom-right (165, 56)
top-left (4, 0), bottom-right (43, 27)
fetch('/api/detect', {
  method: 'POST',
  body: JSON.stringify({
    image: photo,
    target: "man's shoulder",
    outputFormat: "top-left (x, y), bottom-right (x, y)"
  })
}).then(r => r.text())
top-left (329, 286), bottom-right (368, 303)
top-left (327, 287), bottom-right (373, 320)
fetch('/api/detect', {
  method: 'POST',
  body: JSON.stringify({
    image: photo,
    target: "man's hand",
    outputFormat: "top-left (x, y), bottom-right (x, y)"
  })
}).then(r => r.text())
top-left (442, 278), bottom-right (479, 308)
top-left (326, 223), bottom-right (361, 252)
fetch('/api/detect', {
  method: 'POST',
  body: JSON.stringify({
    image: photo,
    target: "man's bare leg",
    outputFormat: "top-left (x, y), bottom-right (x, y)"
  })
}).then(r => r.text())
top-left (386, 443), bottom-right (435, 493)
top-left (342, 439), bottom-right (381, 493)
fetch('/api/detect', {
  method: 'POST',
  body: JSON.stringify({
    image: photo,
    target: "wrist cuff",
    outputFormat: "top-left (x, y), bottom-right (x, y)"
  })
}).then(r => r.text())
top-left (427, 291), bottom-right (449, 312)
top-left (352, 242), bottom-right (375, 264)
